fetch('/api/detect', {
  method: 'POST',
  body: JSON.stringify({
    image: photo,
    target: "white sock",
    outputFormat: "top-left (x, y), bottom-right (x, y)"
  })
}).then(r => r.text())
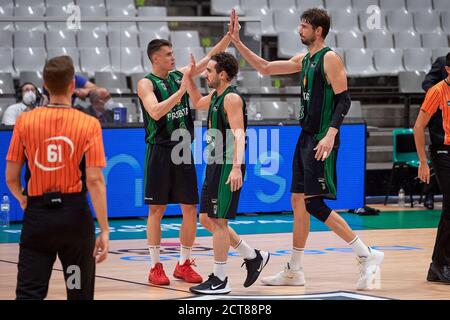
top-left (179, 245), bottom-right (192, 265)
top-left (214, 261), bottom-right (227, 281)
top-left (148, 245), bottom-right (160, 268)
top-left (289, 247), bottom-right (304, 270)
top-left (234, 239), bottom-right (257, 260)
top-left (348, 236), bottom-right (371, 258)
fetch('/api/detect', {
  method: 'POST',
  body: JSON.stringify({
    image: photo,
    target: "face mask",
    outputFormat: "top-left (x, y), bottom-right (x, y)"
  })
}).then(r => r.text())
top-left (22, 91), bottom-right (36, 106)
top-left (104, 99), bottom-right (115, 110)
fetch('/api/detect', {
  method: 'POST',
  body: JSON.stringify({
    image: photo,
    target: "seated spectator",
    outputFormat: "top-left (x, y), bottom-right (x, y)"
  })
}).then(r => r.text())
top-left (84, 87), bottom-right (115, 123)
top-left (42, 73), bottom-right (97, 105)
top-left (2, 82), bottom-right (42, 125)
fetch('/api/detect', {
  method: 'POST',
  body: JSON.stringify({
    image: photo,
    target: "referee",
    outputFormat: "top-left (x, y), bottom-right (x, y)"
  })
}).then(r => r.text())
top-left (414, 52), bottom-right (450, 283)
top-left (5, 56), bottom-right (110, 300)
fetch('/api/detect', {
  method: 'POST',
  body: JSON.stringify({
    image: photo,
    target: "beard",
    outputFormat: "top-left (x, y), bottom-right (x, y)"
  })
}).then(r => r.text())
top-left (301, 35), bottom-right (316, 46)
top-left (207, 78), bottom-right (220, 89)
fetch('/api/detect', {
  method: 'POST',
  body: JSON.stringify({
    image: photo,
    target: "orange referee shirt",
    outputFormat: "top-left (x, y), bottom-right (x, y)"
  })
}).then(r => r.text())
top-left (6, 106), bottom-right (106, 197)
top-left (421, 79), bottom-right (450, 145)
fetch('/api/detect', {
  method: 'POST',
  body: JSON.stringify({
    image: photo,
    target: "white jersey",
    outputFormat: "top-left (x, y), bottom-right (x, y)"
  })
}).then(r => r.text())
top-left (1, 102), bottom-right (27, 125)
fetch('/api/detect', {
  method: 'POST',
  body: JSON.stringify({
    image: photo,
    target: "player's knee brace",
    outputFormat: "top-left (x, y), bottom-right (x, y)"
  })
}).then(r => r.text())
top-left (305, 197), bottom-right (332, 222)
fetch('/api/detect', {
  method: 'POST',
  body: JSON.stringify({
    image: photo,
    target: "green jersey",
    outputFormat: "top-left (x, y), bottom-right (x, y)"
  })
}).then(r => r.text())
top-left (139, 70), bottom-right (194, 146)
top-left (299, 46), bottom-right (336, 141)
top-left (206, 85), bottom-right (247, 164)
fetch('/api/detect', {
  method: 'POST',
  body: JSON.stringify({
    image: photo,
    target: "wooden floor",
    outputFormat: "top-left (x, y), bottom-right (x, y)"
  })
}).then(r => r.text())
top-left (1, 226), bottom-right (449, 300)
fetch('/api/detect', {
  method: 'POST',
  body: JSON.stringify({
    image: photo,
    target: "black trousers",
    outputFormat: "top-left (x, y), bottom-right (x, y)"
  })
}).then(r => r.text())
top-left (430, 146), bottom-right (450, 266)
top-left (16, 193), bottom-right (96, 300)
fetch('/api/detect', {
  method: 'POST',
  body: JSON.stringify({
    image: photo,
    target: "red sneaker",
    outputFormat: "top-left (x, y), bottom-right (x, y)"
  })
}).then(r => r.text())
top-left (173, 259), bottom-right (203, 283)
top-left (148, 263), bottom-right (170, 285)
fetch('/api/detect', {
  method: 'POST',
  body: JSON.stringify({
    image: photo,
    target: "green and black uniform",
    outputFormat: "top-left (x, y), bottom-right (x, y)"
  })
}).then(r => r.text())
top-left (139, 70), bottom-right (198, 205)
top-left (291, 46), bottom-right (339, 199)
top-left (200, 85), bottom-right (247, 219)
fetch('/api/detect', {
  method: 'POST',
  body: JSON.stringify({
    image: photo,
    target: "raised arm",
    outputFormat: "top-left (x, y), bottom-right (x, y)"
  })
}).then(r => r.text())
top-left (229, 9), bottom-right (303, 75)
top-left (137, 77), bottom-right (187, 121)
top-left (183, 54), bottom-right (214, 110)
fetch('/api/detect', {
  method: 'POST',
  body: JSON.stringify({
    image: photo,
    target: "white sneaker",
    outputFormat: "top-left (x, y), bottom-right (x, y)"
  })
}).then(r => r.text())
top-left (261, 263), bottom-right (305, 286)
top-left (356, 248), bottom-right (384, 290)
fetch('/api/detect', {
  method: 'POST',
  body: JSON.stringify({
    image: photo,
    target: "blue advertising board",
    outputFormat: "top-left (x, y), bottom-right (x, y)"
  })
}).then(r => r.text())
top-left (0, 124), bottom-right (365, 221)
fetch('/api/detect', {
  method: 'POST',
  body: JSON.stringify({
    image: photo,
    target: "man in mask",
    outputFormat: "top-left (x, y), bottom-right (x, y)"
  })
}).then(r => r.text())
top-left (83, 87), bottom-right (115, 123)
top-left (2, 83), bottom-right (41, 126)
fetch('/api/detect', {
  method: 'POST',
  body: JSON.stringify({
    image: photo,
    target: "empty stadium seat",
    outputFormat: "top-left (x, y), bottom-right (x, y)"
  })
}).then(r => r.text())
top-left (80, 47), bottom-right (112, 77)
top-left (0, 5), bottom-right (14, 31)
top-left (77, 0), bottom-right (105, 8)
top-left (347, 101), bottom-right (363, 119)
top-left (16, 0), bottom-right (45, 7)
top-left (78, 30), bottom-right (107, 48)
top-left (325, 0), bottom-right (352, 10)
top-left (14, 48), bottom-right (46, 73)
top-left (406, 0), bottom-right (432, 11)
top-left (46, 0), bottom-right (73, 6)
top-left (432, 48), bottom-right (450, 61)
top-left (46, 30), bottom-right (77, 48)
top-left (237, 71), bottom-right (272, 88)
top-left (19, 71), bottom-right (44, 88)
top-left (394, 31), bottom-right (421, 48)
top-left (345, 48), bottom-right (377, 77)
top-left (170, 31), bottom-right (200, 48)
top-left (434, 0), bottom-right (450, 11)
top-left (79, 5), bottom-right (108, 33)
top-left (380, 0), bottom-right (406, 11)
top-left (358, 8), bottom-right (387, 32)
top-left (173, 47), bottom-right (205, 69)
top-left (330, 9), bottom-right (360, 32)
top-left (325, 30), bottom-right (336, 47)
top-left (274, 8), bottom-right (300, 32)
top-left (269, 0), bottom-right (297, 10)
top-left (47, 47), bottom-right (81, 72)
top-left (130, 72), bottom-right (147, 93)
top-left (110, 47), bottom-right (144, 75)
top-left (0, 73), bottom-right (15, 94)
top-left (105, 0), bottom-right (136, 10)
top-left (45, 5), bottom-right (71, 31)
top-left (336, 31), bottom-right (364, 49)
top-left (259, 101), bottom-right (290, 120)
top-left (386, 9), bottom-right (414, 32)
top-left (441, 12), bottom-right (450, 33)
top-left (398, 71), bottom-right (426, 93)
top-left (296, 0), bottom-right (324, 10)
top-left (421, 32), bottom-right (449, 48)
top-left (14, 30), bottom-right (45, 47)
top-left (373, 48), bottom-right (405, 75)
top-left (278, 31), bottom-right (307, 58)
top-left (0, 30), bottom-right (12, 48)
top-left (108, 30), bottom-right (139, 47)
top-left (413, 11), bottom-right (442, 33)
top-left (137, 7), bottom-right (170, 39)
top-left (244, 8), bottom-right (276, 36)
top-left (108, 7), bottom-right (138, 33)
top-left (14, 6), bottom-right (46, 32)
top-left (139, 31), bottom-right (167, 50)
top-left (242, 0), bottom-right (269, 12)
top-left (365, 30), bottom-right (393, 48)
top-left (403, 48), bottom-right (431, 72)
top-left (210, 0), bottom-right (244, 15)
top-left (94, 71), bottom-right (128, 91)
top-left (0, 48), bottom-right (14, 73)
top-left (352, 0), bottom-right (379, 11)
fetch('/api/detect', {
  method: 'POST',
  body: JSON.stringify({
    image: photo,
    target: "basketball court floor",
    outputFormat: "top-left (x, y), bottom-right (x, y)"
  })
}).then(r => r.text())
top-left (1, 205), bottom-right (449, 300)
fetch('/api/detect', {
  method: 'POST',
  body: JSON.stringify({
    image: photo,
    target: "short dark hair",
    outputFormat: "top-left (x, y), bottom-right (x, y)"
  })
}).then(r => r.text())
top-left (300, 8), bottom-right (331, 39)
top-left (446, 52), bottom-right (450, 67)
top-left (43, 55), bottom-right (74, 95)
top-left (211, 52), bottom-right (239, 81)
top-left (147, 39), bottom-right (172, 62)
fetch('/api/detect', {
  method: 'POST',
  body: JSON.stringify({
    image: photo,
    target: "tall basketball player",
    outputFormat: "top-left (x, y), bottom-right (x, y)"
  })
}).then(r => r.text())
top-left (228, 8), bottom-right (384, 290)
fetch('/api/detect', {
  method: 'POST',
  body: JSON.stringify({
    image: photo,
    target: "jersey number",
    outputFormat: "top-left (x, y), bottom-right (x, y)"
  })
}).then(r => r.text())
top-left (47, 144), bottom-right (63, 163)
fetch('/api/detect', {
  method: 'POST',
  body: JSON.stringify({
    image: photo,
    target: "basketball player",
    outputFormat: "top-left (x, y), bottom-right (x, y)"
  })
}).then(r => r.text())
top-left (228, 8), bottom-right (384, 290)
top-left (5, 56), bottom-right (109, 300)
top-left (184, 52), bottom-right (270, 294)
top-left (414, 52), bottom-right (450, 283)
top-left (137, 35), bottom-right (232, 285)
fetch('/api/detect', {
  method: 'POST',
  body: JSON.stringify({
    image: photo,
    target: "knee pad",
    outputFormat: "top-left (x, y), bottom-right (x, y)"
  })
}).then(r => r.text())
top-left (305, 197), bottom-right (332, 222)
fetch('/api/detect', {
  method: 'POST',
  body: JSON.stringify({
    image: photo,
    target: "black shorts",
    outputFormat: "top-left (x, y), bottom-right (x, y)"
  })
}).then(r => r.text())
top-left (17, 193), bottom-right (96, 300)
top-left (144, 143), bottom-right (199, 205)
top-left (200, 164), bottom-right (246, 220)
top-left (290, 130), bottom-right (338, 200)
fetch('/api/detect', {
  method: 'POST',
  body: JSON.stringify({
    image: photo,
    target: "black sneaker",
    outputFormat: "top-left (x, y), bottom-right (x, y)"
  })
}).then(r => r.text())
top-left (427, 263), bottom-right (450, 284)
top-left (242, 249), bottom-right (270, 288)
top-left (189, 273), bottom-right (231, 295)
top-left (424, 193), bottom-right (434, 210)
